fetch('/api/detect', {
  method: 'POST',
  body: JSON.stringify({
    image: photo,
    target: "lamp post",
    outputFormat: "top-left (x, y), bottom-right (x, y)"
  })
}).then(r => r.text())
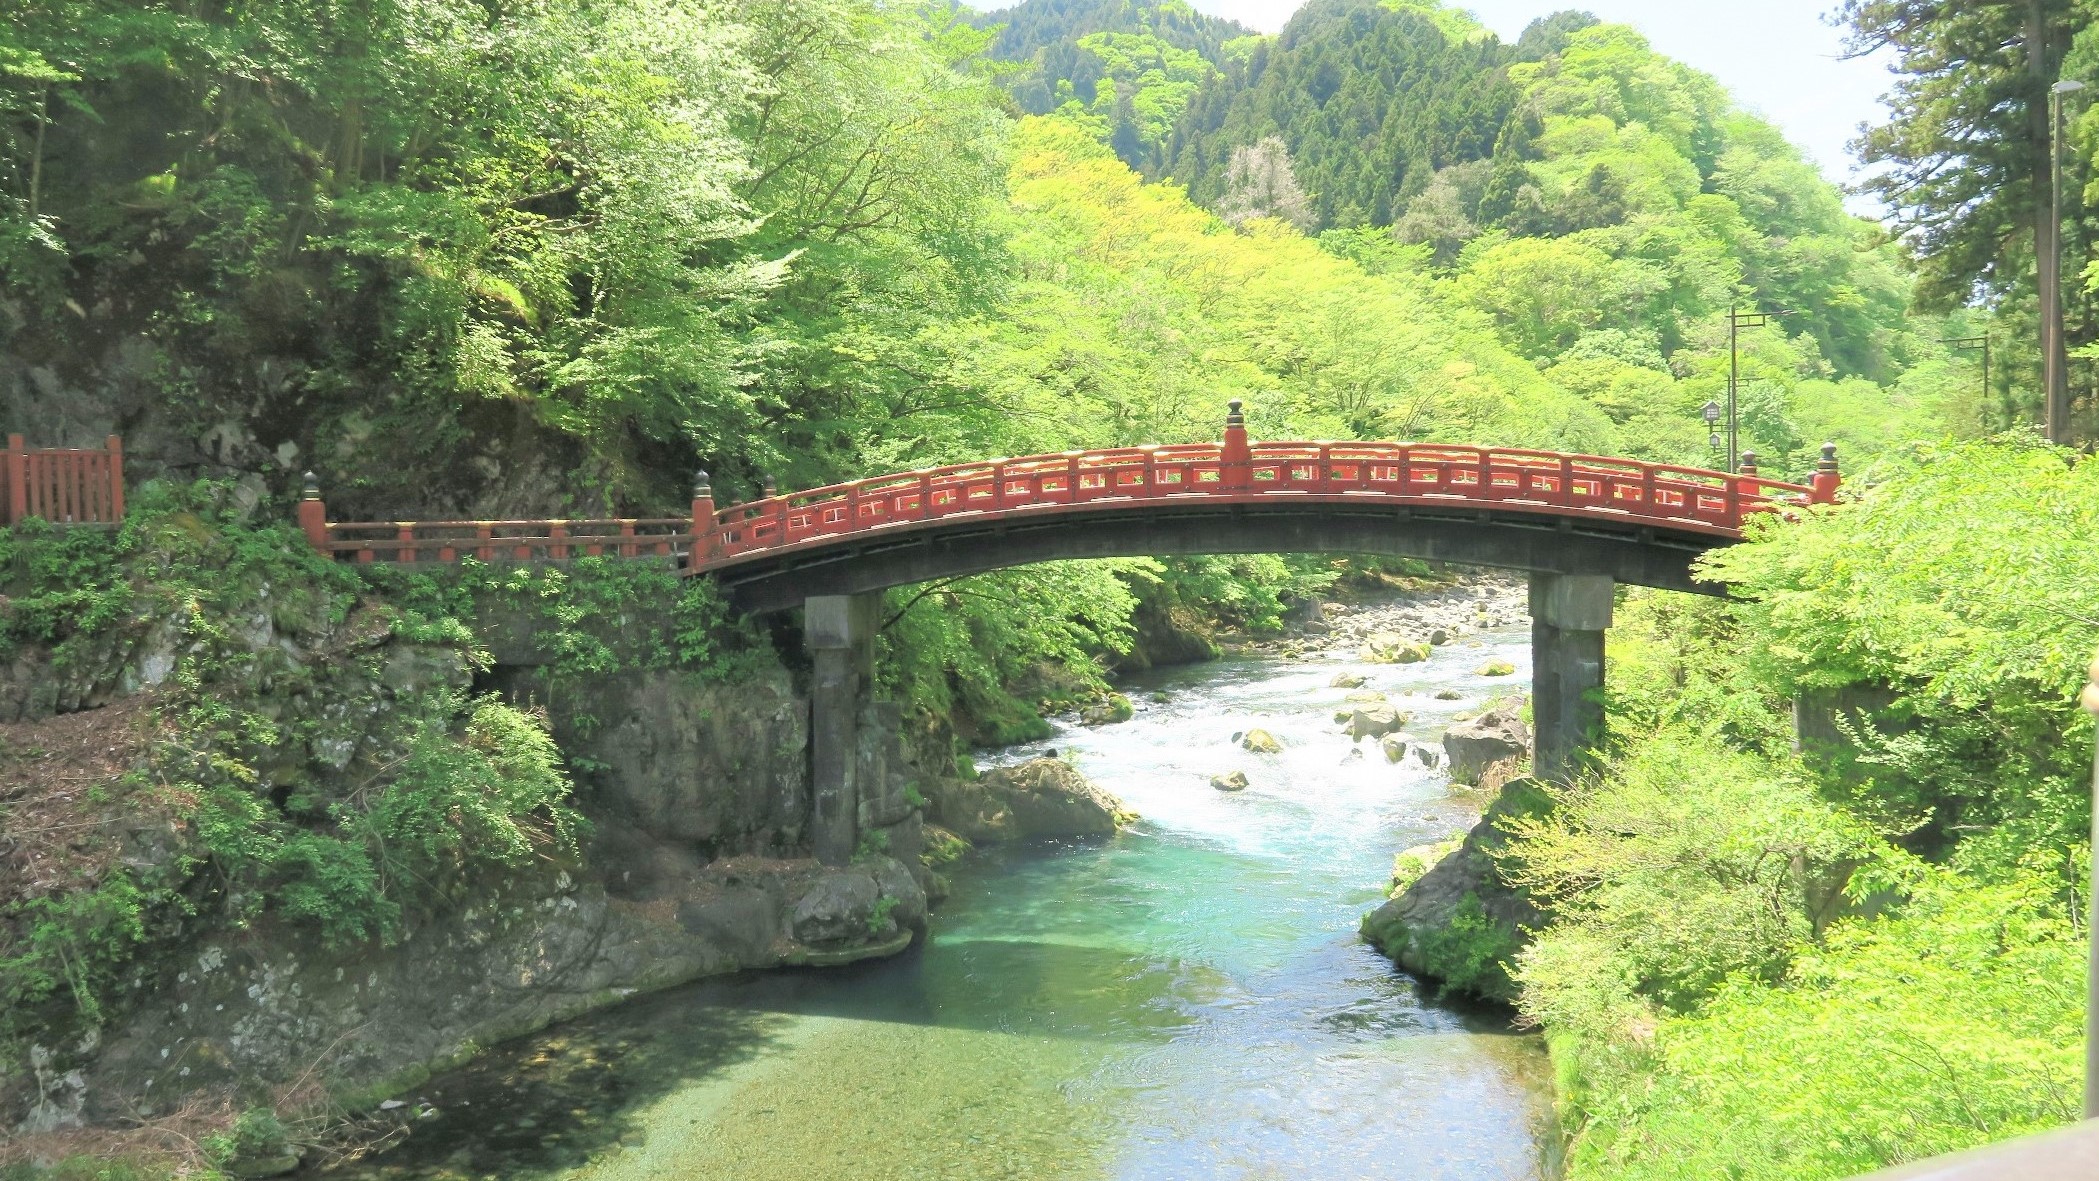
top-left (1702, 399), bottom-right (1722, 455)
top-left (1727, 306), bottom-right (1787, 472)
top-left (2049, 79), bottom-right (2087, 445)
top-left (1942, 335), bottom-right (1992, 417)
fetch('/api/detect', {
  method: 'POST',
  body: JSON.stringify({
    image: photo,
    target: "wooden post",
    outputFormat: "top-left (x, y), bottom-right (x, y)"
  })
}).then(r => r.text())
top-left (297, 471), bottom-right (329, 550)
top-left (1737, 451), bottom-right (1761, 519)
top-left (1811, 442), bottom-right (1842, 504)
top-left (3, 434), bottom-right (19, 525)
top-left (690, 470), bottom-right (715, 564)
top-left (104, 435), bottom-right (124, 521)
top-left (1221, 400), bottom-right (1252, 491)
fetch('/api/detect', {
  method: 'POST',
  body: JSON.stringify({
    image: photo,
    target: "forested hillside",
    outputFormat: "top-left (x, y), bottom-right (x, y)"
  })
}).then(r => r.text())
top-left (981, 0), bottom-right (1963, 470)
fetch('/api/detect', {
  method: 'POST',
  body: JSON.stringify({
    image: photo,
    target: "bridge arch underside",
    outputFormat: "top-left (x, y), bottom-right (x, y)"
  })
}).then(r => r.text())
top-left (713, 500), bottom-right (1729, 615)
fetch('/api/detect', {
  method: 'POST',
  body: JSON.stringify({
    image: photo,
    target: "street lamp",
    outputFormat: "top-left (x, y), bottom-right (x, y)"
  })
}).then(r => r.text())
top-left (1702, 400), bottom-right (1722, 453)
top-left (2049, 78), bottom-right (2087, 445)
top-left (1727, 306), bottom-right (1789, 472)
top-left (1942, 335), bottom-right (1992, 417)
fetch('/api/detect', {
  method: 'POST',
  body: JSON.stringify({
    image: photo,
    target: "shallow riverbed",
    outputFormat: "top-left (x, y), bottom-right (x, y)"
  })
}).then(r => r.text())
top-left (321, 628), bottom-right (1553, 1181)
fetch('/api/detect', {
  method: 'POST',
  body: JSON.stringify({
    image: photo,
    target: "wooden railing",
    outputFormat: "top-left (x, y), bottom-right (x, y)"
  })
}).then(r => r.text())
top-left (688, 417), bottom-right (1841, 573)
top-left (297, 488), bottom-right (693, 564)
top-left (292, 403), bottom-right (1843, 573)
top-left (3, 434), bottom-right (125, 526)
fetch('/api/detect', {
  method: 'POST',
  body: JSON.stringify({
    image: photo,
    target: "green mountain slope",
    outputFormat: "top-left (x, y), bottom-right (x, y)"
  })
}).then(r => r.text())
top-left (1166, 0), bottom-right (1534, 228)
top-left (974, 0), bottom-right (1254, 170)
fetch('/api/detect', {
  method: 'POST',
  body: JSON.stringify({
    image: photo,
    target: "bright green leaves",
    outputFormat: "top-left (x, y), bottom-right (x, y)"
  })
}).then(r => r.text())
top-left (349, 693), bottom-right (585, 899)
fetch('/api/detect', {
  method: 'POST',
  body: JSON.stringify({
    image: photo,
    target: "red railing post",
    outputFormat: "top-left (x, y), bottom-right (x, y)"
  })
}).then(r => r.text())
top-left (104, 435), bottom-right (124, 521)
top-left (1734, 451), bottom-right (1762, 525)
top-left (3, 433), bottom-right (19, 525)
top-left (690, 470), bottom-right (715, 563)
top-left (1221, 400), bottom-right (1252, 491)
top-left (1811, 442), bottom-right (1842, 504)
top-left (297, 471), bottom-right (330, 551)
top-left (549, 521), bottom-right (569, 560)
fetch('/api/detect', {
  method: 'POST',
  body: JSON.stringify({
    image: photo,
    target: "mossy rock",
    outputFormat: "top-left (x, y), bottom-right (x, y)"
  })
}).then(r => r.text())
top-left (1080, 693), bottom-right (1134, 726)
top-left (1477, 660), bottom-right (1517, 677)
top-left (1240, 728), bottom-right (1283, 754)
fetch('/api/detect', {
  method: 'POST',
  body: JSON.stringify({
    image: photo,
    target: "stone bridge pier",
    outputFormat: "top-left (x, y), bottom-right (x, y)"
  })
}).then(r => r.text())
top-left (1529, 571), bottom-right (1613, 782)
top-left (806, 592), bottom-right (881, 865)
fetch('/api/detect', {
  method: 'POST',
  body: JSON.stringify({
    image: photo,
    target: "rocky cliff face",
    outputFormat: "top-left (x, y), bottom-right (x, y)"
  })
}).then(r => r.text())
top-left (1360, 776), bottom-right (1552, 1004)
top-left (5, 600), bottom-right (935, 1138)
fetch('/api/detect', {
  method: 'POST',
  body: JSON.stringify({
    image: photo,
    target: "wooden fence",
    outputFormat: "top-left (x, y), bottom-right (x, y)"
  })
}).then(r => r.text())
top-left (3, 434), bottom-right (125, 526)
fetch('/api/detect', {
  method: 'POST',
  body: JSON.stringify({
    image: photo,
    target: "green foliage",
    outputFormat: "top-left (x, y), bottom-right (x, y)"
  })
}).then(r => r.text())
top-left (1703, 438), bottom-right (2099, 856)
top-left (854, 827), bottom-right (892, 861)
top-left (867, 894), bottom-right (900, 934)
top-left (1555, 873), bottom-right (2084, 1179)
top-left (878, 560), bottom-right (1140, 745)
top-left (1507, 441), bottom-right (2099, 1178)
top-left (1410, 891), bottom-right (1523, 998)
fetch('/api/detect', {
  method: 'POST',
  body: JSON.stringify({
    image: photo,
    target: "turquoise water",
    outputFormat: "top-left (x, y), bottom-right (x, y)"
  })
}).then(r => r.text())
top-left (323, 630), bottom-right (1552, 1180)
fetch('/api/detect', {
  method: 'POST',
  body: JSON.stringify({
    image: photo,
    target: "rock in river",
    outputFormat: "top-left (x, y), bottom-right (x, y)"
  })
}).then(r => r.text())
top-left (1080, 693), bottom-right (1134, 726)
top-left (1363, 632), bottom-right (1432, 665)
top-left (1329, 672), bottom-right (1367, 689)
top-left (926, 758), bottom-right (1134, 842)
top-left (1361, 777), bottom-right (1553, 1002)
top-left (1211, 770), bottom-right (1250, 792)
top-left (1380, 735), bottom-right (1408, 763)
top-left (1342, 705), bottom-right (1409, 741)
top-left (1241, 728), bottom-right (1283, 754)
top-left (1443, 698), bottom-right (1529, 785)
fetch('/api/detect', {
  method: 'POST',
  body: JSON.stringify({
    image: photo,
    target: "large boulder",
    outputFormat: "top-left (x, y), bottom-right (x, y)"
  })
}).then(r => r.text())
top-left (1342, 705), bottom-right (1409, 741)
top-left (1362, 632), bottom-right (1432, 665)
top-left (925, 757), bottom-right (1133, 843)
top-left (1443, 697), bottom-right (1529, 786)
top-left (1360, 777), bottom-right (1554, 1002)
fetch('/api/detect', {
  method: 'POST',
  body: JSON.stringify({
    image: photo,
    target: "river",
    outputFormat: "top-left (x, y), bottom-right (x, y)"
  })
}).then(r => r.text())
top-left (322, 625), bottom-right (1554, 1180)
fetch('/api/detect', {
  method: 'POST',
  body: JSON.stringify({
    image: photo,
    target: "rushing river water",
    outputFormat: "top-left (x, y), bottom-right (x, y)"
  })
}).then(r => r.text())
top-left (324, 626), bottom-right (1554, 1181)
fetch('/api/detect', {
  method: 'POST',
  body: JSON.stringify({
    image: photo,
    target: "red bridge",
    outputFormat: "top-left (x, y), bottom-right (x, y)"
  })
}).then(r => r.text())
top-left (300, 401), bottom-right (1840, 609)
top-left (295, 400), bottom-right (1841, 850)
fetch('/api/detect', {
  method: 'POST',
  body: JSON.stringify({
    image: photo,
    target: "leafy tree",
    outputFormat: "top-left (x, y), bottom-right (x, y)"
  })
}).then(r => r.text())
top-left (1843, 0), bottom-right (2083, 424)
top-left (1216, 135), bottom-right (1316, 230)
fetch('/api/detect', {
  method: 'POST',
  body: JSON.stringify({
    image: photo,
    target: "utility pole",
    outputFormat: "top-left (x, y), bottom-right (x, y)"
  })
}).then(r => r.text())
top-left (1727, 306), bottom-right (1782, 473)
top-left (2049, 79), bottom-right (2086, 444)
top-left (1944, 335), bottom-right (1992, 415)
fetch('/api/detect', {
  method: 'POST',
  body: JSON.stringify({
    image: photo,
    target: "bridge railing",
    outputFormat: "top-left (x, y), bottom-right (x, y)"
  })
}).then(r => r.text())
top-left (285, 404), bottom-right (1841, 574)
top-left (691, 436), bottom-right (1836, 572)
